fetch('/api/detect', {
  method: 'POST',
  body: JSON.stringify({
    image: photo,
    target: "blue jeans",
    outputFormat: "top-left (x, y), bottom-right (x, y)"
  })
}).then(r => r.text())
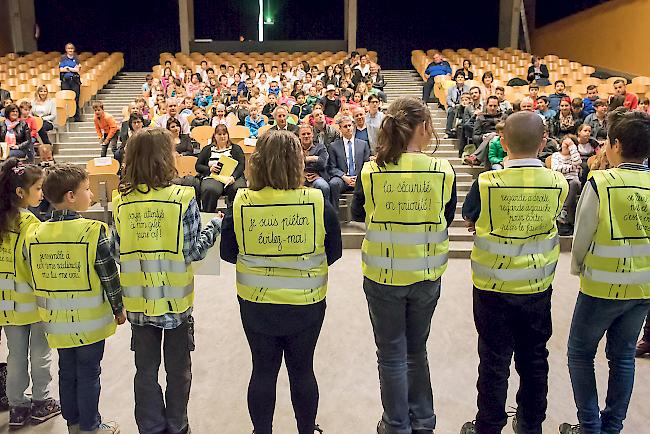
top-left (58, 340), bottom-right (105, 431)
top-left (306, 177), bottom-right (330, 203)
top-left (363, 277), bottom-right (441, 434)
top-left (567, 292), bottom-right (650, 434)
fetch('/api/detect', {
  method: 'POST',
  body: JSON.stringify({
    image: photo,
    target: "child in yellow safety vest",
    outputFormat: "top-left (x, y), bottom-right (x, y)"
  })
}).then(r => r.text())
top-left (26, 164), bottom-right (125, 434)
top-left (560, 109), bottom-right (650, 434)
top-left (460, 111), bottom-right (569, 434)
top-left (0, 159), bottom-right (60, 429)
top-left (110, 128), bottom-right (222, 434)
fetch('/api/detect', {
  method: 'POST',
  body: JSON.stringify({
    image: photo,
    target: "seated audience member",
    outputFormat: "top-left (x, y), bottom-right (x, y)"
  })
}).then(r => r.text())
top-left (194, 86), bottom-right (213, 108)
top-left (520, 97), bottom-right (536, 112)
top-left (245, 105), bottom-right (266, 138)
top-left (368, 63), bottom-right (387, 102)
top-left (268, 81), bottom-right (280, 97)
top-left (142, 73), bottom-right (154, 97)
top-left (548, 80), bottom-right (569, 111)
top-left (488, 121), bottom-right (507, 170)
top-left (550, 97), bottom-right (582, 138)
top-left (0, 79), bottom-right (11, 104)
top-left (31, 85), bottom-right (56, 144)
top-left (195, 123), bottom-right (247, 211)
top-left (0, 103), bottom-right (33, 161)
top-left (613, 78), bottom-right (639, 109)
top-left (168, 117), bottom-right (194, 156)
top-left (186, 73), bottom-right (202, 99)
top-left (352, 106), bottom-right (369, 144)
top-left (339, 80), bottom-right (354, 101)
top-left (321, 85), bottom-right (342, 120)
top-left (527, 55), bottom-right (551, 86)
top-left (538, 126), bottom-right (560, 162)
top-left (262, 93), bottom-right (278, 121)
top-left (365, 95), bottom-right (384, 153)
top-left (134, 96), bottom-right (150, 120)
top-left (459, 87), bottom-right (484, 156)
top-left (637, 97), bottom-right (649, 113)
top-left (551, 135), bottom-right (582, 235)
top-left (455, 59), bottom-right (475, 80)
top-left (422, 52), bottom-right (452, 102)
top-left (211, 104), bottom-right (228, 127)
top-left (355, 54), bottom-right (371, 78)
top-left (306, 86), bottom-right (320, 108)
top-left (37, 143), bottom-right (56, 168)
top-left (576, 123), bottom-right (601, 184)
top-left (327, 115), bottom-right (371, 211)
top-left (445, 71), bottom-right (470, 137)
top-left (536, 96), bottom-right (556, 121)
top-left (299, 124), bottom-right (330, 201)
top-left (571, 97), bottom-right (586, 120)
top-left (608, 94), bottom-right (626, 112)
top-left (155, 97), bottom-right (190, 133)
top-left (18, 101), bottom-right (39, 143)
top-left (270, 106), bottom-right (299, 134)
top-left (322, 65), bottom-right (339, 88)
top-left (116, 113), bottom-right (145, 164)
top-left (290, 92), bottom-right (312, 119)
top-left (479, 71), bottom-right (497, 100)
top-left (228, 94), bottom-right (250, 125)
top-left (528, 84), bottom-right (540, 109)
top-left (472, 95), bottom-right (502, 148)
top-left (583, 98), bottom-right (608, 141)
top-left (190, 106), bottom-right (210, 128)
top-left (312, 108), bottom-right (340, 148)
top-left (495, 86), bottom-right (513, 114)
top-left (583, 85), bottom-right (600, 115)
top-left (0, 97), bottom-right (13, 116)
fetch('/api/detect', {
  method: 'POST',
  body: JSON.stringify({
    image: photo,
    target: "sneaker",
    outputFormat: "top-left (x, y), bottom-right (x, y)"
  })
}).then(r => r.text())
top-left (559, 422), bottom-right (581, 434)
top-left (636, 338), bottom-right (650, 357)
top-left (463, 155), bottom-right (478, 166)
top-left (31, 398), bottom-right (61, 424)
top-left (80, 421), bottom-right (120, 434)
top-left (460, 421), bottom-right (476, 434)
top-left (558, 223), bottom-right (574, 236)
top-left (9, 406), bottom-right (31, 430)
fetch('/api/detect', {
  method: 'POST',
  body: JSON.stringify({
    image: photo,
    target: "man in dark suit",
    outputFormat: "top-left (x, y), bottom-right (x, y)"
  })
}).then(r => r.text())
top-left (327, 115), bottom-right (371, 212)
top-left (269, 106), bottom-right (299, 135)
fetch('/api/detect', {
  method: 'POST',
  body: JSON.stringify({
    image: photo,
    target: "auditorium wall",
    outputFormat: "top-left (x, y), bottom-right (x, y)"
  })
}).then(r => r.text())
top-left (532, 0), bottom-right (650, 76)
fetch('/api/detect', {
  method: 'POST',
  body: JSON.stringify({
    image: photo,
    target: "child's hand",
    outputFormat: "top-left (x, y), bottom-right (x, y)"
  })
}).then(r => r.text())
top-left (464, 219), bottom-right (476, 233)
top-left (216, 211), bottom-right (224, 219)
top-left (114, 309), bottom-right (127, 325)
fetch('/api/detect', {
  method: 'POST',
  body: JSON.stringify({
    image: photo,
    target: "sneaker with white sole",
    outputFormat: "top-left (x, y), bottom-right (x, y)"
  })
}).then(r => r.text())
top-left (460, 421), bottom-right (476, 434)
top-left (559, 422), bottom-right (581, 434)
top-left (80, 421), bottom-right (120, 434)
top-left (9, 405), bottom-right (31, 430)
top-left (31, 398), bottom-right (61, 424)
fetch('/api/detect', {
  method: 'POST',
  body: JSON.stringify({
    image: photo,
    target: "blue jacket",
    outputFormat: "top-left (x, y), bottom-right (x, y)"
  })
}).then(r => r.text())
top-left (548, 92), bottom-right (568, 112)
top-left (425, 61), bottom-right (452, 79)
top-left (245, 115), bottom-right (266, 138)
top-left (582, 96), bottom-right (598, 116)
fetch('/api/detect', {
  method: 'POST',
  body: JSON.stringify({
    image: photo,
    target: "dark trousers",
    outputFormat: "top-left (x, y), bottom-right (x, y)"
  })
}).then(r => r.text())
top-left (643, 309), bottom-right (650, 341)
top-left (243, 319), bottom-right (323, 434)
top-left (58, 340), bottom-right (105, 432)
top-left (200, 177), bottom-right (247, 212)
top-left (100, 133), bottom-right (118, 158)
top-left (473, 287), bottom-right (552, 434)
top-left (61, 76), bottom-right (81, 121)
top-left (422, 77), bottom-right (436, 102)
top-left (132, 320), bottom-right (194, 434)
top-left (328, 176), bottom-right (353, 214)
top-left (38, 120), bottom-right (53, 144)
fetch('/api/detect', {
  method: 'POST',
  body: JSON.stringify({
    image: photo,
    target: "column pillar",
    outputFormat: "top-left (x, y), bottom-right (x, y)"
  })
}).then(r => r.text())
top-left (345, 0), bottom-right (357, 52)
top-left (178, 0), bottom-right (195, 53)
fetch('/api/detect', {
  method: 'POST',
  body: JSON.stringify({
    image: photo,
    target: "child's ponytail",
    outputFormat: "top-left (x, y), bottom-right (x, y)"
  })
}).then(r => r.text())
top-left (0, 158), bottom-right (43, 240)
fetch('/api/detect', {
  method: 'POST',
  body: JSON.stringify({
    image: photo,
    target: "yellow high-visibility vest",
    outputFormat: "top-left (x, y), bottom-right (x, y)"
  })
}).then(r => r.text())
top-left (0, 211), bottom-right (41, 325)
top-left (580, 168), bottom-right (650, 299)
top-left (360, 153), bottom-right (455, 285)
top-left (472, 167), bottom-right (568, 294)
top-left (112, 185), bottom-right (195, 316)
top-left (233, 187), bottom-right (327, 305)
top-left (25, 218), bottom-right (116, 348)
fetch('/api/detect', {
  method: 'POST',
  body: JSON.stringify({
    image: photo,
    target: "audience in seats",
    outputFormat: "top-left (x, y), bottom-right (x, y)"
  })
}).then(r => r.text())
top-left (155, 98), bottom-right (190, 133)
top-left (488, 122), bottom-right (506, 170)
top-left (613, 78), bottom-right (639, 109)
top-left (583, 85), bottom-right (600, 115)
top-left (550, 97), bottom-right (583, 138)
top-left (270, 106), bottom-right (299, 134)
top-left (551, 135), bottom-right (583, 236)
top-left (455, 59), bottom-right (475, 80)
top-left (495, 86), bottom-right (512, 114)
top-left (299, 124), bottom-right (331, 201)
top-left (327, 115), bottom-right (371, 211)
top-left (536, 96), bottom-right (556, 121)
top-left (352, 106), bottom-right (370, 145)
top-left (527, 55), bottom-right (551, 86)
top-left (31, 85), bottom-right (56, 145)
top-left (167, 117), bottom-right (194, 156)
top-left (445, 71), bottom-right (470, 138)
top-left (195, 124), bottom-right (247, 212)
top-left (115, 113), bottom-right (145, 165)
top-left (244, 105), bottom-right (265, 138)
top-left (422, 52), bottom-right (452, 103)
top-left (548, 80), bottom-right (569, 112)
top-left (365, 94), bottom-right (384, 153)
top-left (583, 98), bottom-right (608, 141)
top-left (312, 108), bottom-right (340, 148)
top-left (479, 71), bottom-right (496, 101)
top-left (0, 79), bottom-right (11, 104)
top-left (0, 104), bottom-right (33, 161)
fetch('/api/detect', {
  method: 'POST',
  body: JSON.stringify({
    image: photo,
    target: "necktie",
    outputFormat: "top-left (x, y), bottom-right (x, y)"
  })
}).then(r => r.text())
top-left (347, 140), bottom-right (355, 175)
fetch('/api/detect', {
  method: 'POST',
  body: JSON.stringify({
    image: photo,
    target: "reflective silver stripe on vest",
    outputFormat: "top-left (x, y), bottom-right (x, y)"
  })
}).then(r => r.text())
top-left (44, 314), bottom-right (114, 335)
top-left (36, 294), bottom-right (105, 311)
top-left (474, 235), bottom-right (559, 257)
top-left (365, 229), bottom-right (448, 245)
top-left (0, 300), bottom-right (36, 312)
top-left (122, 284), bottom-right (193, 300)
top-left (237, 272), bottom-right (327, 290)
top-left (583, 266), bottom-right (650, 285)
top-left (120, 259), bottom-right (187, 274)
top-left (0, 280), bottom-right (33, 294)
top-left (471, 260), bottom-right (558, 281)
top-left (239, 254), bottom-right (326, 271)
top-left (591, 243), bottom-right (650, 259)
top-left (362, 252), bottom-right (448, 271)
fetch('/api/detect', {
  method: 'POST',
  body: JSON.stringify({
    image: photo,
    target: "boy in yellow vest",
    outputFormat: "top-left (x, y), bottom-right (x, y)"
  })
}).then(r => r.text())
top-left (560, 109), bottom-right (650, 434)
top-left (25, 164), bottom-right (125, 434)
top-left (460, 111), bottom-right (568, 434)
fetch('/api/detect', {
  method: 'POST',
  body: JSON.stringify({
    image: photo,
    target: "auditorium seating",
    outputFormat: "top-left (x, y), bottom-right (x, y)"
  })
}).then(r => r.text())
top-left (412, 48), bottom-right (650, 107)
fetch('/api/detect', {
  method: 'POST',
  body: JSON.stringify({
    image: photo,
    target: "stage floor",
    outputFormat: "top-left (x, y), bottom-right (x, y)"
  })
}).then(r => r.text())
top-left (3, 251), bottom-right (649, 433)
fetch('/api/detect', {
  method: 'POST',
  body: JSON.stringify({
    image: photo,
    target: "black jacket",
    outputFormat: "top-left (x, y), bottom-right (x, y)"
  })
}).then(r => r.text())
top-left (472, 112), bottom-right (504, 146)
top-left (0, 89), bottom-right (11, 104)
top-left (270, 123), bottom-right (299, 135)
top-left (327, 137), bottom-right (370, 179)
top-left (368, 73), bottom-right (386, 90)
top-left (0, 120), bottom-right (31, 151)
top-left (527, 64), bottom-right (550, 83)
top-left (195, 143), bottom-right (246, 179)
top-left (175, 134), bottom-right (195, 156)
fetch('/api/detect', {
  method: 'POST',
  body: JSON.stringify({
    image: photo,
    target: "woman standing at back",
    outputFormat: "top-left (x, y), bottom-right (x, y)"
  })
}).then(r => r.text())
top-left (351, 97), bottom-right (457, 434)
top-left (220, 130), bottom-right (342, 434)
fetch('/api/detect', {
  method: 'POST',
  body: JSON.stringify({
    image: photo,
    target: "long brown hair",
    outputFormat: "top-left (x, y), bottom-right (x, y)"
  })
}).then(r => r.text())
top-left (119, 128), bottom-right (177, 195)
top-left (247, 130), bottom-right (303, 190)
top-left (376, 97), bottom-right (435, 166)
top-left (0, 159), bottom-right (43, 241)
